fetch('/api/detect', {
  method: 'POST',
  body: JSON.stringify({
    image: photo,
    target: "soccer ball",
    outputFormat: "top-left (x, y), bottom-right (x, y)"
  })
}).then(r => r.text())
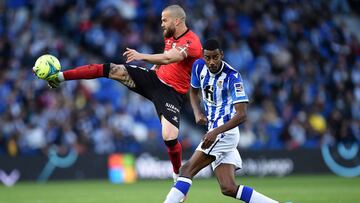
top-left (33, 54), bottom-right (61, 80)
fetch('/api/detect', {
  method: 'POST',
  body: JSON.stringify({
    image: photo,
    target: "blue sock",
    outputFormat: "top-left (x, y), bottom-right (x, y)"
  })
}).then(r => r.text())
top-left (236, 185), bottom-right (278, 203)
top-left (237, 185), bottom-right (253, 203)
top-left (174, 177), bottom-right (192, 195)
top-left (164, 177), bottom-right (192, 203)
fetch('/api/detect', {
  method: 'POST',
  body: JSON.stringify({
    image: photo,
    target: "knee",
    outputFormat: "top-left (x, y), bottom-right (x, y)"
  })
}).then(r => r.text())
top-left (162, 130), bottom-right (178, 141)
top-left (162, 122), bottom-right (178, 141)
top-left (220, 184), bottom-right (238, 197)
top-left (109, 63), bottom-right (127, 78)
top-left (109, 63), bottom-right (119, 70)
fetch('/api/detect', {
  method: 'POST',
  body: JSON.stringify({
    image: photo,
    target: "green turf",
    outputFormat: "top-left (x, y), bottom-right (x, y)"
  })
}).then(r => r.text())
top-left (0, 175), bottom-right (359, 203)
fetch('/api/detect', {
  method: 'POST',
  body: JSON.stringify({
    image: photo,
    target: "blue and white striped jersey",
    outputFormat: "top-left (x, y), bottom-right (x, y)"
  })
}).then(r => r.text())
top-left (191, 59), bottom-right (249, 130)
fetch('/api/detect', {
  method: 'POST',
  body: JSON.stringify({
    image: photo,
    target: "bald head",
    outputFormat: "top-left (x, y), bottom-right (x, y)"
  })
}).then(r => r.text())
top-left (163, 5), bottom-right (186, 22)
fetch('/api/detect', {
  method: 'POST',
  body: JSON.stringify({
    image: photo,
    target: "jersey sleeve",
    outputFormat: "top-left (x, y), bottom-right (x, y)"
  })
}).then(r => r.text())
top-left (229, 72), bottom-right (249, 104)
top-left (190, 60), bottom-right (202, 88)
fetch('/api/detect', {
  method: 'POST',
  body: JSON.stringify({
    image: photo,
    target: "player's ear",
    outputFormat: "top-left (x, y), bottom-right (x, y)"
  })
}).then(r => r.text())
top-left (220, 50), bottom-right (224, 59)
top-left (175, 18), bottom-right (181, 26)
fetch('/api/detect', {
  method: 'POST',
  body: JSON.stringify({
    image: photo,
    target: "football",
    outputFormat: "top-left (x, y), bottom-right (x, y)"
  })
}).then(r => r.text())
top-left (33, 54), bottom-right (61, 80)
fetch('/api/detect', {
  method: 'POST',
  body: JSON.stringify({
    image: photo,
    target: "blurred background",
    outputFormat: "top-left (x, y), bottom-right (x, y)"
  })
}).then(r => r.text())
top-left (0, 0), bottom-right (360, 185)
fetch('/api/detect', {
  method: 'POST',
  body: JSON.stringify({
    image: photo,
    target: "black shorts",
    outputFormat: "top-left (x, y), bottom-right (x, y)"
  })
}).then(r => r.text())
top-left (125, 65), bottom-right (185, 129)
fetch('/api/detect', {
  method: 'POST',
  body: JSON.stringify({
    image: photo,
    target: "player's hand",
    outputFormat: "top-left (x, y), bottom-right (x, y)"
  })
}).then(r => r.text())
top-left (201, 131), bottom-right (218, 149)
top-left (123, 48), bottom-right (142, 63)
top-left (195, 113), bottom-right (207, 125)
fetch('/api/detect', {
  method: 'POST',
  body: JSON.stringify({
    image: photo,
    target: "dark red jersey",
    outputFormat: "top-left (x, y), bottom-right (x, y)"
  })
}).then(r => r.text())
top-left (156, 29), bottom-right (202, 94)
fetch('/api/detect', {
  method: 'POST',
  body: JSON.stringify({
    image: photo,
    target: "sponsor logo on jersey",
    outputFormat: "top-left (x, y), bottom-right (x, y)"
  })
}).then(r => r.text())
top-left (234, 82), bottom-right (245, 97)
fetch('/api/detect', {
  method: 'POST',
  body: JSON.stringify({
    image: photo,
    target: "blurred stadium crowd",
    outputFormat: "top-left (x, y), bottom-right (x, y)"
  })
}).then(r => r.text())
top-left (0, 0), bottom-right (359, 156)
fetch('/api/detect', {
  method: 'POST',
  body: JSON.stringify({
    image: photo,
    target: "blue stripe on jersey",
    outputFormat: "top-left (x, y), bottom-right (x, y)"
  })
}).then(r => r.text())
top-left (210, 73), bottom-right (221, 129)
top-left (191, 59), bottom-right (205, 88)
top-left (221, 74), bottom-right (230, 125)
top-left (191, 64), bottom-right (200, 88)
top-left (229, 85), bottom-right (235, 119)
top-left (227, 64), bottom-right (235, 120)
top-left (202, 70), bottom-right (211, 127)
top-left (223, 66), bottom-right (236, 125)
top-left (213, 73), bottom-right (229, 128)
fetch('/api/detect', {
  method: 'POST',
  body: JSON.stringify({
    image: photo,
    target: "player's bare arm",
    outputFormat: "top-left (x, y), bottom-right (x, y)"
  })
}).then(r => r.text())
top-left (123, 47), bottom-right (185, 65)
top-left (201, 102), bottom-right (247, 149)
top-left (190, 87), bottom-right (208, 125)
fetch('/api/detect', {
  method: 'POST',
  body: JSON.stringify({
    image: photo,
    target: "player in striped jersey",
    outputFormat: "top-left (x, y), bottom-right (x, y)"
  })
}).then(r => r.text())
top-left (164, 39), bottom-right (278, 203)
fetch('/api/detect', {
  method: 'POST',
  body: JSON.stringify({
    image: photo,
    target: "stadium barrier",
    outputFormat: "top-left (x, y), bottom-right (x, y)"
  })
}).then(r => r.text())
top-left (0, 145), bottom-right (359, 184)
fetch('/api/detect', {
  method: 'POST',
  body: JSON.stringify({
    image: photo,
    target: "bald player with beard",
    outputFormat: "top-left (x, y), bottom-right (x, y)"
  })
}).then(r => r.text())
top-left (40, 5), bottom-right (202, 182)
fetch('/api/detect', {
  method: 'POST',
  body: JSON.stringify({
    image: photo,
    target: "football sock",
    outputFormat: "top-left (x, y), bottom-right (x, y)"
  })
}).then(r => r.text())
top-left (62, 63), bottom-right (110, 81)
top-left (164, 177), bottom-right (192, 203)
top-left (236, 185), bottom-right (278, 203)
top-left (58, 72), bottom-right (65, 82)
top-left (164, 139), bottom-right (182, 174)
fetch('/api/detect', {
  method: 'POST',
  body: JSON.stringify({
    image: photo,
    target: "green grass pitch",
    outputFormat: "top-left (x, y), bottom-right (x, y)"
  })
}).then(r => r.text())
top-left (0, 175), bottom-right (359, 203)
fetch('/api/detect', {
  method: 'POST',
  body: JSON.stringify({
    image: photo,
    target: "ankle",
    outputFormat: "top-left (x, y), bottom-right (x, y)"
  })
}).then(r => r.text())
top-left (58, 72), bottom-right (64, 82)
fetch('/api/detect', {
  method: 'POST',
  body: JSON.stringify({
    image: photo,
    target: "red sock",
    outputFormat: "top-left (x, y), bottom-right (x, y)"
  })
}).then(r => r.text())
top-left (165, 140), bottom-right (182, 174)
top-left (63, 64), bottom-right (106, 80)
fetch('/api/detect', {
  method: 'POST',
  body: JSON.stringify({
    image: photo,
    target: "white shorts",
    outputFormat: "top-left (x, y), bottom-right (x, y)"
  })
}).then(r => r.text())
top-left (196, 127), bottom-right (242, 170)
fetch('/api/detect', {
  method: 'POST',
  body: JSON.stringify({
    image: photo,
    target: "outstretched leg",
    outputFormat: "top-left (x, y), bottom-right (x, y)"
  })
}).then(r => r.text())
top-left (51, 63), bottom-right (185, 178)
top-left (47, 63), bottom-right (135, 88)
top-left (164, 151), bottom-right (215, 203)
top-left (107, 63), bottom-right (135, 88)
top-left (214, 164), bottom-right (278, 203)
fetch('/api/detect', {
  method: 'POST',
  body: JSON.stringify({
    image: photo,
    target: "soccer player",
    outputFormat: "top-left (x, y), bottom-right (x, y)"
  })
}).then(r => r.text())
top-left (43, 5), bottom-right (202, 181)
top-left (163, 39), bottom-right (279, 203)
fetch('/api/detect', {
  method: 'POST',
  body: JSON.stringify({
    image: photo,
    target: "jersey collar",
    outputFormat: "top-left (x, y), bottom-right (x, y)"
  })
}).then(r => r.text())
top-left (209, 61), bottom-right (225, 77)
top-left (173, 28), bottom-right (190, 40)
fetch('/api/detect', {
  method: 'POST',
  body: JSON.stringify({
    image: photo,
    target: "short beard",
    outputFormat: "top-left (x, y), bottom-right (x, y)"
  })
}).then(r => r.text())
top-left (164, 26), bottom-right (175, 38)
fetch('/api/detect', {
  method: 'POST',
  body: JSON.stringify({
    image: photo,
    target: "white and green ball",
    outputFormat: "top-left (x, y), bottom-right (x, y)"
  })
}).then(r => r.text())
top-left (33, 54), bottom-right (61, 80)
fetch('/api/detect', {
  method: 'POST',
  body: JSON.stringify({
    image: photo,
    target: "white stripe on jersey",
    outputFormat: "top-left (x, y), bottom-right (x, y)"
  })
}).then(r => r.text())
top-left (210, 72), bottom-right (228, 129)
top-left (195, 64), bottom-right (200, 83)
top-left (199, 64), bottom-right (209, 98)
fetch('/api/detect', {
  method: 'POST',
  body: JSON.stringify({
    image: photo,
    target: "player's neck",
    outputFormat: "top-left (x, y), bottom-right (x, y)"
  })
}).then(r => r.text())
top-left (174, 25), bottom-right (188, 39)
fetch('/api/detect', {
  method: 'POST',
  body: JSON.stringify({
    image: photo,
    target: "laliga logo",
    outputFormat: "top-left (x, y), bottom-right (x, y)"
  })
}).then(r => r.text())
top-left (321, 142), bottom-right (360, 177)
